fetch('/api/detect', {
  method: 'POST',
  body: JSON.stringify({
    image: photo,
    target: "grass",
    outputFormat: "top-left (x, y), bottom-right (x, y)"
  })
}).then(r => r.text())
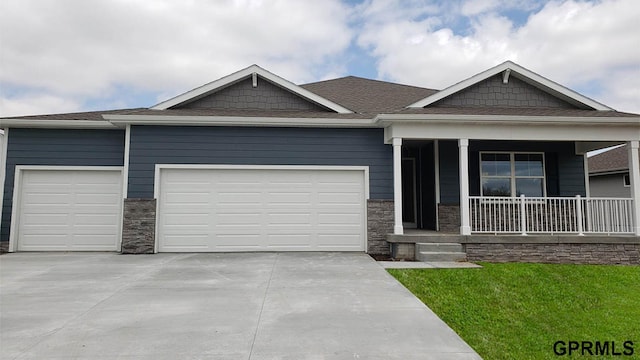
top-left (388, 263), bottom-right (640, 360)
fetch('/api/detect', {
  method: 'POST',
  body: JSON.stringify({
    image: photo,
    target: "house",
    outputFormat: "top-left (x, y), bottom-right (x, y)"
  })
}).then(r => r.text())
top-left (589, 144), bottom-right (635, 198)
top-left (1, 61), bottom-right (639, 264)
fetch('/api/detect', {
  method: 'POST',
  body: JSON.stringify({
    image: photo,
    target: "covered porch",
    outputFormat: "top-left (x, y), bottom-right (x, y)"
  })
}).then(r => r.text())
top-left (378, 114), bottom-right (640, 263)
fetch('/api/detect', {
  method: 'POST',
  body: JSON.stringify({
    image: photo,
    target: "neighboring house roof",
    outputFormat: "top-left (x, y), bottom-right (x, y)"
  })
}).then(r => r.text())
top-left (589, 145), bottom-right (630, 175)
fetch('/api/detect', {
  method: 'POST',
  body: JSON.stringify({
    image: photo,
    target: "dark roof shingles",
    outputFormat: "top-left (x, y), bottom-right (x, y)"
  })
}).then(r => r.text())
top-left (589, 145), bottom-right (630, 174)
top-left (301, 76), bottom-right (437, 114)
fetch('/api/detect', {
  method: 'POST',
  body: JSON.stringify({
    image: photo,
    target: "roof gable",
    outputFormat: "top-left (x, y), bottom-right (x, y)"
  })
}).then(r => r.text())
top-left (177, 76), bottom-right (328, 112)
top-left (408, 61), bottom-right (613, 111)
top-left (152, 65), bottom-right (353, 113)
top-left (430, 73), bottom-right (577, 109)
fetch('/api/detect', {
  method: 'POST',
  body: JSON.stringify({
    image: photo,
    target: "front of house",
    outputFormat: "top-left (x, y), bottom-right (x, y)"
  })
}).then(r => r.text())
top-left (1, 61), bottom-right (639, 263)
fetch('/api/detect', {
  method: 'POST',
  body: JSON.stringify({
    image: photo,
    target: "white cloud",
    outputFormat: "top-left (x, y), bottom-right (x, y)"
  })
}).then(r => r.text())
top-left (0, 0), bottom-right (352, 116)
top-left (357, 0), bottom-right (640, 113)
top-left (0, 93), bottom-right (81, 117)
top-left (1, 0), bottom-right (639, 117)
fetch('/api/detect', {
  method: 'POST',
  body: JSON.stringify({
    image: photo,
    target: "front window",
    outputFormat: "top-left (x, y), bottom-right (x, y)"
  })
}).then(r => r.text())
top-left (481, 152), bottom-right (545, 197)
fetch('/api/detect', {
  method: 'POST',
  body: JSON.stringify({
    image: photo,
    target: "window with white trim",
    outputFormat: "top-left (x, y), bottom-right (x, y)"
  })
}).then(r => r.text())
top-left (624, 174), bottom-right (630, 187)
top-left (480, 152), bottom-right (546, 197)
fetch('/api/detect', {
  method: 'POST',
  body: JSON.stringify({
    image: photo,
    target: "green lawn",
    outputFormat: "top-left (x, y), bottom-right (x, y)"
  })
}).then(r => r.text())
top-left (388, 263), bottom-right (640, 360)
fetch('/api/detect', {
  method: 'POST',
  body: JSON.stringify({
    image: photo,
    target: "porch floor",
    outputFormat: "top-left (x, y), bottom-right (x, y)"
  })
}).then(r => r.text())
top-left (387, 231), bottom-right (640, 244)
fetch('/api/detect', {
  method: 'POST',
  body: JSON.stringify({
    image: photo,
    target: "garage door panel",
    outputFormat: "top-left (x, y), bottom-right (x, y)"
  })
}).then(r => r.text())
top-left (16, 169), bottom-right (122, 251)
top-left (267, 192), bottom-right (312, 204)
top-left (158, 168), bottom-right (365, 252)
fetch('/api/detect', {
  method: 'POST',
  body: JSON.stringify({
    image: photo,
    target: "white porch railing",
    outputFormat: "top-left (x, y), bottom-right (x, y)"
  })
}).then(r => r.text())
top-left (469, 196), bottom-right (635, 235)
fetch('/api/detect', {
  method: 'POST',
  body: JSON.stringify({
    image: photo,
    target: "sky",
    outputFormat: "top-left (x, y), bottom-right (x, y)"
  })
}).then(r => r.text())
top-left (0, 0), bottom-right (639, 117)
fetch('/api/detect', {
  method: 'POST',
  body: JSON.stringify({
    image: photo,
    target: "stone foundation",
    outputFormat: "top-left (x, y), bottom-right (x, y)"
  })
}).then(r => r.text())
top-left (466, 243), bottom-right (640, 265)
top-left (367, 199), bottom-right (394, 255)
top-left (438, 203), bottom-right (460, 233)
top-left (121, 198), bottom-right (156, 254)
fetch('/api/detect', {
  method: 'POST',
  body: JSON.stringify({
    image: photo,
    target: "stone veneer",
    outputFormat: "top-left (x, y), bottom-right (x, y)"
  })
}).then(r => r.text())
top-left (437, 203), bottom-right (460, 233)
top-left (367, 199), bottom-right (394, 255)
top-left (121, 199), bottom-right (156, 254)
top-left (466, 243), bottom-right (640, 265)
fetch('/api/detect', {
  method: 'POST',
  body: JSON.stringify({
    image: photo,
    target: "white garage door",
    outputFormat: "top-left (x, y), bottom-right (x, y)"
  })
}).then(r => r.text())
top-left (14, 168), bottom-right (123, 251)
top-left (158, 167), bottom-right (366, 252)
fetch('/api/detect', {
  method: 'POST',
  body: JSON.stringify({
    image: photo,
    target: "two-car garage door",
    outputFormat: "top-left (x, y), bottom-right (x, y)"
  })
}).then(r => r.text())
top-left (158, 167), bottom-right (366, 252)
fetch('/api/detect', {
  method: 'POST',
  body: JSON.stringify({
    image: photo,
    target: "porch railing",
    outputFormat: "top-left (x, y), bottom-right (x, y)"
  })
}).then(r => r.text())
top-left (469, 196), bottom-right (635, 235)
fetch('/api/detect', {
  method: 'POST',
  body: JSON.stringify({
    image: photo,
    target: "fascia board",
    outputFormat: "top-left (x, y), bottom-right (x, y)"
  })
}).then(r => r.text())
top-left (0, 119), bottom-right (119, 128)
top-left (151, 65), bottom-right (353, 114)
top-left (374, 113), bottom-right (640, 126)
top-left (104, 114), bottom-right (376, 128)
top-left (407, 61), bottom-right (613, 111)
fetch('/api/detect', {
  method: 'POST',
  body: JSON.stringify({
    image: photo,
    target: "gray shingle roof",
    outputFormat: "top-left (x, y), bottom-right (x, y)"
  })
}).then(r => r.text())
top-left (301, 76), bottom-right (437, 114)
top-left (589, 145), bottom-right (630, 174)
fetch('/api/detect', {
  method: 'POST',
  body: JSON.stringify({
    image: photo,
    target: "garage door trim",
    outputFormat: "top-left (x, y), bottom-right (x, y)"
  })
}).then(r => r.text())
top-left (9, 165), bottom-right (125, 252)
top-left (154, 164), bottom-right (370, 253)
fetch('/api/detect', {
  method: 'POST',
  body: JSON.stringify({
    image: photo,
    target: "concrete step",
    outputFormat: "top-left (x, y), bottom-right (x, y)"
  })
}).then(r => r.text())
top-left (416, 242), bottom-right (463, 253)
top-left (415, 242), bottom-right (467, 262)
top-left (416, 251), bottom-right (468, 262)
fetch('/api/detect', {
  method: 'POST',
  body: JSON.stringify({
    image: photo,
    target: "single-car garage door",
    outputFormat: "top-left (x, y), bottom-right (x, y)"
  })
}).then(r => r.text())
top-left (158, 166), bottom-right (367, 252)
top-left (13, 167), bottom-right (123, 251)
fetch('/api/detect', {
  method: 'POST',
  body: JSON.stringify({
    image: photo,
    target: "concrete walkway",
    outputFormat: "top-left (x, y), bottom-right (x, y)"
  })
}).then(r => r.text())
top-left (0, 252), bottom-right (481, 359)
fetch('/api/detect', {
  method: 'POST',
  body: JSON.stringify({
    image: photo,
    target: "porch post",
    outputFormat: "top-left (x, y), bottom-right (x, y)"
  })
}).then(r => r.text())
top-left (459, 139), bottom-right (471, 235)
top-left (629, 140), bottom-right (640, 236)
top-left (393, 138), bottom-right (404, 235)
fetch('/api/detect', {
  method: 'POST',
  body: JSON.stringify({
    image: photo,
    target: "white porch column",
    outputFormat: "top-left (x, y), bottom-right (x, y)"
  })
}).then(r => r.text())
top-left (392, 137), bottom-right (403, 235)
top-left (629, 140), bottom-right (640, 236)
top-left (459, 139), bottom-right (471, 235)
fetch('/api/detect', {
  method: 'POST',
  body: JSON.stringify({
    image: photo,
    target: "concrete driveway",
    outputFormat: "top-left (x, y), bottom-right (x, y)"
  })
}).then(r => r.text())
top-left (0, 252), bottom-right (480, 359)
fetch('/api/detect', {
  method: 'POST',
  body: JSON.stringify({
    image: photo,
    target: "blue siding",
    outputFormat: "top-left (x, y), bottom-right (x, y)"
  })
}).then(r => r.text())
top-left (1, 129), bottom-right (125, 242)
top-left (438, 140), bottom-right (586, 204)
top-left (438, 140), bottom-right (460, 204)
top-left (128, 126), bottom-right (393, 199)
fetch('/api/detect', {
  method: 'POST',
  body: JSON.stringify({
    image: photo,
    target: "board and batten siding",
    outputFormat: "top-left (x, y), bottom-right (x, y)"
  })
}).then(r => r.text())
top-left (438, 140), bottom-right (587, 204)
top-left (127, 126), bottom-right (393, 199)
top-left (1, 129), bottom-right (125, 242)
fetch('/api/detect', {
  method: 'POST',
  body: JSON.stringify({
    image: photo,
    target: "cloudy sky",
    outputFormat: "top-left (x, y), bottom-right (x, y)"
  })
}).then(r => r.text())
top-left (1, 0), bottom-right (638, 117)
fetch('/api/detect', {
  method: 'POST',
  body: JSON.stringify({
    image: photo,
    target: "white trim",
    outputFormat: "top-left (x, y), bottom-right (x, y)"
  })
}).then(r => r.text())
top-left (0, 119), bottom-right (119, 128)
top-left (459, 139), bottom-right (471, 235)
top-left (376, 113), bottom-right (638, 125)
top-left (623, 174), bottom-right (631, 187)
top-left (104, 114), bottom-right (374, 128)
top-left (123, 125), bottom-right (131, 200)
top-left (383, 120), bottom-right (640, 143)
top-left (151, 64), bottom-right (353, 114)
top-left (407, 61), bottom-right (613, 111)
top-left (8, 166), bottom-right (124, 252)
top-left (392, 138), bottom-right (403, 234)
top-left (153, 164), bottom-right (370, 253)
top-left (583, 153), bottom-right (591, 197)
top-left (627, 141), bottom-right (640, 235)
top-left (434, 140), bottom-right (440, 231)
top-left (120, 125), bottom-right (131, 252)
top-left (0, 129), bottom-right (7, 239)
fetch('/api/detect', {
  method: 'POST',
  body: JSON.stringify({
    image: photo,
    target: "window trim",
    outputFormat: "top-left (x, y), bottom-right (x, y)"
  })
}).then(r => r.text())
top-left (479, 151), bottom-right (547, 197)
top-left (623, 173), bottom-right (630, 187)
